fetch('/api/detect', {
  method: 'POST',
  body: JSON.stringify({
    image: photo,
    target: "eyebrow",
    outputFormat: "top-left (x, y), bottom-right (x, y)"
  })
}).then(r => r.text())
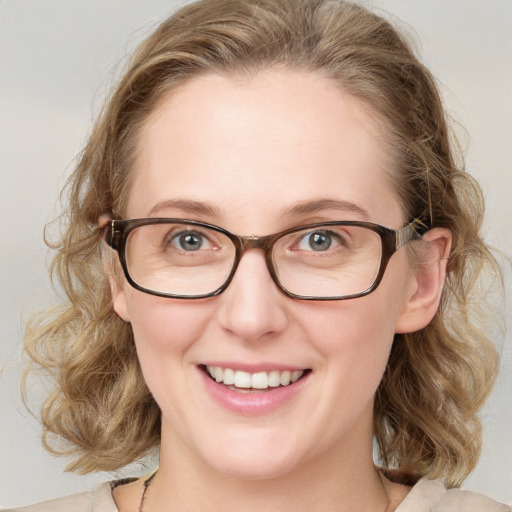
top-left (147, 199), bottom-right (222, 218)
top-left (281, 198), bottom-right (370, 219)
top-left (146, 197), bottom-right (369, 221)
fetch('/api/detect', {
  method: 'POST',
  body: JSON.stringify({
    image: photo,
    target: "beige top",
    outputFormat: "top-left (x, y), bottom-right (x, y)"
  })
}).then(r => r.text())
top-left (4, 478), bottom-right (510, 512)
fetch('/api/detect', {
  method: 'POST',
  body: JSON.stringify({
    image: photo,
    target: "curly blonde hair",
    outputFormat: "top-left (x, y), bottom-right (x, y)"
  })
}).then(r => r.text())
top-left (24, 0), bottom-right (502, 485)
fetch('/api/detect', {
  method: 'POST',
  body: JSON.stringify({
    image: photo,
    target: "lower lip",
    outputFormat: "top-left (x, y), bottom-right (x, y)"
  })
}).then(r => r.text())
top-left (199, 368), bottom-right (310, 415)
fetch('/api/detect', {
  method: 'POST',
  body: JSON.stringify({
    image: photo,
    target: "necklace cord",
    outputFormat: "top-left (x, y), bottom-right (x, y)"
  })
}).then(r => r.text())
top-left (138, 470), bottom-right (158, 512)
top-left (137, 469), bottom-right (392, 512)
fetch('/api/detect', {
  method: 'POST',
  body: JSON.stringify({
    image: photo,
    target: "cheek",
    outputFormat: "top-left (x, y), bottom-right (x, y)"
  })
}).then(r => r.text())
top-left (298, 293), bottom-right (398, 357)
top-left (296, 265), bottom-right (411, 387)
top-left (124, 292), bottom-right (210, 372)
top-left (283, 295), bottom-right (401, 452)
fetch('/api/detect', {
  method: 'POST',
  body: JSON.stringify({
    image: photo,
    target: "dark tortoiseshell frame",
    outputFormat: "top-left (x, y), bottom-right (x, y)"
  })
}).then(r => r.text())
top-left (103, 217), bottom-right (428, 301)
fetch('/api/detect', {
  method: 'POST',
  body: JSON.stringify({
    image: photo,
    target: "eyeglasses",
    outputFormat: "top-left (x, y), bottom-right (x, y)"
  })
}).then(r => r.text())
top-left (103, 218), bottom-right (427, 300)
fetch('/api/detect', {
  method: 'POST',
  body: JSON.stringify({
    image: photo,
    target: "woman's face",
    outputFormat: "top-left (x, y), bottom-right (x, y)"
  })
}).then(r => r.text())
top-left (112, 69), bottom-right (420, 479)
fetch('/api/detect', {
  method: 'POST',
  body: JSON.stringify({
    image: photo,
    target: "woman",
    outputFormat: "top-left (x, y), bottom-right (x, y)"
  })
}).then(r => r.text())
top-left (13, 0), bottom-right (508, 510)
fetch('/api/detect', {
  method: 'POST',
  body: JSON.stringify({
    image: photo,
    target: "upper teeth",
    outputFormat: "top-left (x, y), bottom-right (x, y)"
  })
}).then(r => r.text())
top-left (205, 366), bottom-right (304, 389)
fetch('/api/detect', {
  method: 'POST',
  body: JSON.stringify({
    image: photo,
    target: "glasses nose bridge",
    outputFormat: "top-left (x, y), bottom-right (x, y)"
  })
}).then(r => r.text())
top-left (237, 233), bottom-right (276, 254)
top-left (239, 234), bottom-right (264, 249)
top-left (233, 233), bottom-right (277, 280)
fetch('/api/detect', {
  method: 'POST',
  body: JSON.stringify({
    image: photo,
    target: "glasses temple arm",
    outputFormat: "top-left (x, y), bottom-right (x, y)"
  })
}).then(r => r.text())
top-left (395, 218), bottom-right (429, 249)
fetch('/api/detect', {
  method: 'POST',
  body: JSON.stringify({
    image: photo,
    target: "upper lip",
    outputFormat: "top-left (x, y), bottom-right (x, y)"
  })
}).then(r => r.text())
top-left (199, 362), bottom-right (308, 373)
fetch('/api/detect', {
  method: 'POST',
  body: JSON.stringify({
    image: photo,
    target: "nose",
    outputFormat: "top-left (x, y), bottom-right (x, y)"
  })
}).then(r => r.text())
top-left (216, 249), bottom-right (289, 342)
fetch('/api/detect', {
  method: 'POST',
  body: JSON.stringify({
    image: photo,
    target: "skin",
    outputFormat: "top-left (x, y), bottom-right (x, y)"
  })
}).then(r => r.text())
top-left (110, 69), bottom-right (450, 512)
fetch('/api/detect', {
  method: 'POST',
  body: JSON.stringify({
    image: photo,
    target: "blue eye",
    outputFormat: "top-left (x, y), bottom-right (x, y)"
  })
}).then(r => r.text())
top-left (298, 231), bottom-right (334, 251)
top-left (171, 231), bottom-right (208, 251)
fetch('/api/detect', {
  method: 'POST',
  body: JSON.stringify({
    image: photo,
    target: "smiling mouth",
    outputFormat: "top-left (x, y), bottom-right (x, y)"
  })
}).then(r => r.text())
top-left (202, 365), bottom-right (310, 392)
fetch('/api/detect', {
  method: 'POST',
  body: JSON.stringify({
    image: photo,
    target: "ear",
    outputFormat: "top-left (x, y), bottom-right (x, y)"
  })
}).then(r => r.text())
top-left (109, 272), bottom-right (131, 323)
top-left (99, 214), bottom-right (131, 323)
top-left (395, 228), bottom-right (452, 333)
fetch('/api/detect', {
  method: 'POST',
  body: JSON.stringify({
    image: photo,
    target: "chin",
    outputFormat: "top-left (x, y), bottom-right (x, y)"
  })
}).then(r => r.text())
top-left (193, 427), bottom-right (306, 481)
top-left (205, 451), bottom-right (300, 481)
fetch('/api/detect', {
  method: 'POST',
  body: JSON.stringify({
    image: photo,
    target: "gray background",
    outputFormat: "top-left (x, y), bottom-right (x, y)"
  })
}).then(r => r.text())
top-left (1, 0), bottom-right (511, 507)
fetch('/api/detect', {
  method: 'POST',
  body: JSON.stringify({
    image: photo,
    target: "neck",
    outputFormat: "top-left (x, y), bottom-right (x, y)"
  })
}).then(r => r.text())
top-left (146, 425), bottom-right (391, 512)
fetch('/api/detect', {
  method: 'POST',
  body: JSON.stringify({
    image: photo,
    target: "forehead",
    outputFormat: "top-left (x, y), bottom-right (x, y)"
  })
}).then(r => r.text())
top-left (128, 68), bottom-right (403, 230)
